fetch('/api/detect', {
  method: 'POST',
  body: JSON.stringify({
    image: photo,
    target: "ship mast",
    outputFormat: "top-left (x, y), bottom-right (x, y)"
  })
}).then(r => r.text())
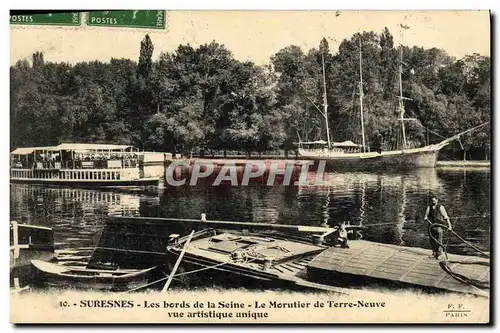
top-left (398, 45), bottom-right (407, 150)
top-left (358, 38), bottom-right (366, 152)
top-left (322, 52), bottom-right (331, 150)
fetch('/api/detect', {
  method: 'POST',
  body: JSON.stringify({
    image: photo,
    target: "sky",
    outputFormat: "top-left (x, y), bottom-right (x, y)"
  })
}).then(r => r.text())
top-left (10, 10), bottom-right (491, 66)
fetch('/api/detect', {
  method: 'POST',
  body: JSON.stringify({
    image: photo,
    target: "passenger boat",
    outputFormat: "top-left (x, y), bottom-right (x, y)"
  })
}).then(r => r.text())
top-left (30, 260), bottom-right (157, 292)
top-left (10, 143), bottom-right (160, 188)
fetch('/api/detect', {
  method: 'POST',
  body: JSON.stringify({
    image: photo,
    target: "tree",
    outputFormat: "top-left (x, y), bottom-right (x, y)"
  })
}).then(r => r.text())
top-left (32, 51), bottom-right (44, 69)
top-left (138, 34), bottom-right (154, 79)
top-left (9, 29), bottom-right (490, 160)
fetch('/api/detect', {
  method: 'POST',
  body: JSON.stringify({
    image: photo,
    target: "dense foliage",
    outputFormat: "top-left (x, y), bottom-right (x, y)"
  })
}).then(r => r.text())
top-left (10, 29), bottom-right (490, 159)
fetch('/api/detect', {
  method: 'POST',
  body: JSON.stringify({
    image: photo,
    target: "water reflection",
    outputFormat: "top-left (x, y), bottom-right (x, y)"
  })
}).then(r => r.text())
top-left (10, 168), bottom-right (490, 257)
top-left (10, 185), bottom-right (141, 249)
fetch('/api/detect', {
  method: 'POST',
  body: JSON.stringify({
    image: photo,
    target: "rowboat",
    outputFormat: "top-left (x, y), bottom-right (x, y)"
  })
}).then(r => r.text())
top-left (30, 260), bottom-right (157, 292)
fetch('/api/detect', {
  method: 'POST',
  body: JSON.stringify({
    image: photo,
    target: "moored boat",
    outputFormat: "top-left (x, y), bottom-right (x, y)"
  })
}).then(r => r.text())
top-left (166, 228), bottom-right (349, 294)
top-left (30, 259), bottom-right (157, 292)
top-left (10, 143), bottom-right (160, 188)
top-left (295, 40), bottom-right (488, 169)
top-left (306, 239), bottom-right (490, 297)
top-left (162, 216), bottom-right (489, 297)
top-left (10, 221), bottom-right (55, 268)
top-left (83, 215), bottom-right (489, 296)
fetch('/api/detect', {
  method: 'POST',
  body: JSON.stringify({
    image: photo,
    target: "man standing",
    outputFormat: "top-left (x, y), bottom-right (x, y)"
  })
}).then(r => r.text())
top-left (424, 195), bottom-right (453, 260)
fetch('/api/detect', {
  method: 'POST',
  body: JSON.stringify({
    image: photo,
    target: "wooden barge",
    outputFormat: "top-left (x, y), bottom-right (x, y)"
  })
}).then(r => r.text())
top-left (166, 229), bottom-right (348, 294)
top-left (86, 216), bottom-right (490, 296)
top-left (307, 240), bottom-right (490, 297)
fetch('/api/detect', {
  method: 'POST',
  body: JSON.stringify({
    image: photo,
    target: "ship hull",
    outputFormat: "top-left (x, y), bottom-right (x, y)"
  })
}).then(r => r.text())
top-left (9, 177), bottom-right (159, 188)
top-left (298, 146), bottom-right (440, 170)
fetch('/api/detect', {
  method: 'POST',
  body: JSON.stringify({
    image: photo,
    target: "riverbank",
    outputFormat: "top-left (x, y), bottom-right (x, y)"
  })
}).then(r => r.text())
top-left (436, 160), bottom-right (490, 168)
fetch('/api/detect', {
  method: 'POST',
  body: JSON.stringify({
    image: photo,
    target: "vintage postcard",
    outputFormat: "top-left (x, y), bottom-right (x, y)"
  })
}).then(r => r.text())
top-left (9, 10), bottom-right (491, 324)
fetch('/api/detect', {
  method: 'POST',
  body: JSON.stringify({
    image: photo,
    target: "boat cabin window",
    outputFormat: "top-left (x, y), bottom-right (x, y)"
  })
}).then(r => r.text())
top-left (10, 144), bottom-right (141, 170)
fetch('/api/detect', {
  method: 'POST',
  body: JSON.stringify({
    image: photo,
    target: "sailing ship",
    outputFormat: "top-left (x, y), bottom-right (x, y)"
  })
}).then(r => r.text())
top-left (295, 40), bottom-right (487, 169)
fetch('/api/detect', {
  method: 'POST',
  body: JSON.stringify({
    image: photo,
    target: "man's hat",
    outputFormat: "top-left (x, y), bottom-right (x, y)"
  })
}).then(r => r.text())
top-left (428, 193), bottom-right (438, 201)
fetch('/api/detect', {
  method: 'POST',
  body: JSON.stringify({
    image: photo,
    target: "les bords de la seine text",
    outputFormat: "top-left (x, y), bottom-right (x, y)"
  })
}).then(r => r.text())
top-left (76, 299), bottom-right (386, 309)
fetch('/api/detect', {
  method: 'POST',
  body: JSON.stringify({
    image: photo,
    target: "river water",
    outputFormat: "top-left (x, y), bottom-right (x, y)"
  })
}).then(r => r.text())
top-left (10, 167), bottom-right (490, 259)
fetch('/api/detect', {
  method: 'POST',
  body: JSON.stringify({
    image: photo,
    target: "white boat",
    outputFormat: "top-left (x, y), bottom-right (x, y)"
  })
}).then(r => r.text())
top-left (31, 260), bottom-right (157, 292)
top-left (10, 143), bottom-right (160, 188)
top-left (295, 40), bottom-right (487, 169)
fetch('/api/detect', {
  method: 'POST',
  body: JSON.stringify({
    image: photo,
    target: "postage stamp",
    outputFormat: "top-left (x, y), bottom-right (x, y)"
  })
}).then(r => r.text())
top-left (10, 12), bottom-right (81, 26)
top-left (9, 10), bottom-right (491, 324)
top-left (87, 10), bottom-right (166, 29)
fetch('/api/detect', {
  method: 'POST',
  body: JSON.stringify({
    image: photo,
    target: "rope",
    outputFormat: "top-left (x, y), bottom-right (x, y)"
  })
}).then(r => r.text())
top-left (361, 214), bottom-right (490, 228)
top-left (427, 223), bottom-right (490, 291)
top-left (428, 220), bottom-right (490, 258)
top-left (403, 110), bottom-right (465, 142)
top-left (122, 255), bottom-right (260, 294)
top-left (122, 261), bottom-right (232, 294)
top-left (449, 229), bottom-right (490, 258)
top-left (413, 122), bottom-right (447, 139)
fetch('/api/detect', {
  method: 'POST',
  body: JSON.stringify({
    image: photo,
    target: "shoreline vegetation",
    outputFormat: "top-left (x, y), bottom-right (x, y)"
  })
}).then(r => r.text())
top-left (10, 28), bottom-right (490, 161)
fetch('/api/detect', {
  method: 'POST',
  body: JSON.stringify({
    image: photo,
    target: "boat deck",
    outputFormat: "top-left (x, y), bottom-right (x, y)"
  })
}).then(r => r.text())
top-left (185, 233), bottom-right (324, 277)
top-left (174, 232), bottom-right (350, 294)
top-left (307, 240), bottom-right (490, 296)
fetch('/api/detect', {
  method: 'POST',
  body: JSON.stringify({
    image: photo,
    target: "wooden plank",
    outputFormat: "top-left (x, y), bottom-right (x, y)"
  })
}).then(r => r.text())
top-left (433, 269), bottom-right (453, 287)
top-left (402, 271), bottom-right (446, 281)
top-left (342, 264), bottom-right (372, 271)
top-left (476, 269), bottom-right (490, 281)
top-left (272, 265), bottom-right (285, 274)
top-left (338, 243), bottom-right (382, 269)
top-left (398, 255), bottom-right (429, 281)
top-left (306, 240), bottom-right (489, 296)
top-left (407, 268), bottom-right (443, 277)
top-left (108, 216), bottom-right (359, 236)
top-left (370, 271), bottom-right (407, 280)
top-left (400, 276), bottom-right (448, 287)
top-left (343, 258), bottom-right (385, 266)
top-left (436, 280), bottom-right (475, 290)
top-left (365, 250), bottom-right (399, 275)
top-left (341, 267), bottom-right (372, 275)
top-left (287, 262), bottom-right (306, 269)
top-left (378, 259), bottom-right (420, 268)
top-left (278, 264), bottom-right (296, 272)
top-left (387, 262), bottom-right (426, 270)
top-left (370, 267), bottom-right (407, 276)
top-left (162, 230), bottom-right (194, 293)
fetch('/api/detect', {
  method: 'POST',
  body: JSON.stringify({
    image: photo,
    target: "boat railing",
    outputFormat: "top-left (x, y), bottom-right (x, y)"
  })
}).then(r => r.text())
top-left (11, 159), bottom-right (139, 170)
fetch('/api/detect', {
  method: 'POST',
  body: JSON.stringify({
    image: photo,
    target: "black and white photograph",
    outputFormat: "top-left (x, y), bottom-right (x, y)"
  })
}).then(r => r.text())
top-left (9, 9), bottom-right (491, 323)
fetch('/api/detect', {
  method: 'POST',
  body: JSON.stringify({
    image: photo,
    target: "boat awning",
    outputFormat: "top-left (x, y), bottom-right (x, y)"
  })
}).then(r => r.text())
top-left (294, 140), bottom-right (328, 145)
top-left (55, 143), bottom-right (133, 152)
top-left (294, 140), bottom-right (362, 147)
top-left (10, 147), bottom-right (56, 155)
top-left (331, 140), bottom-right (362, 147)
